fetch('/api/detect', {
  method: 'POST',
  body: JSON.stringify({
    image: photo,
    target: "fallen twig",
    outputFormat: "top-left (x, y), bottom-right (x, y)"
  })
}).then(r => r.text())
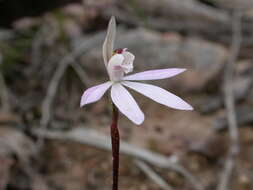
top-left (217, 11), bottom-right (242, 190)
top-left (70, 61), bottom-right (92, 86)
top-left (0, 54), bottom-right (10, 111)
top-left (31, 23), bottom-right (47, 67)
top-left (103, 1), bottom-right (253, 45)
top-left (134, 159), bottom-right (174, 190)
top-left (39, 31), bottom-right (106, 131)
top-left (34, 127), bottom-right (204, 190)
top-left (37, 31), bottom-right (106, 148)
top-left (199, 75), bottom-right (253, 114)
top-left (0, 127), bottom-right (49, 190)
top-left (213, 106), bottom-right (253, 131)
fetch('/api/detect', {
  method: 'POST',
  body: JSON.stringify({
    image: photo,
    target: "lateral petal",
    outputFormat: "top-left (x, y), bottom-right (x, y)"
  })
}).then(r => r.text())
top-left (122, 81), bottom-right (193, 110)
top-left (123, 68), bottom-right (186, 81)
top-left (80, 81), bottom-right (113, 107)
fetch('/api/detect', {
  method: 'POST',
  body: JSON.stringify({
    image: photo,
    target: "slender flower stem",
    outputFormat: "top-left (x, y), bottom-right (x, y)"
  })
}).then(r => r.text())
top-left (111, 103), bottom-right (120, 190)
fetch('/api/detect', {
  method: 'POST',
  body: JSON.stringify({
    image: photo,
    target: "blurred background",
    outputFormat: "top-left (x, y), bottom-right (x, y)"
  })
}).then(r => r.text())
top-left (0, 0), bottom-right (253, 190)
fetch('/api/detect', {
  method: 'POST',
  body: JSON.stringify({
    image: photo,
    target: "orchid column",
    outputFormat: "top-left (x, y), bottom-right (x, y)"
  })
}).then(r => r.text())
top-left (80, 16), bottom-right (193, 190)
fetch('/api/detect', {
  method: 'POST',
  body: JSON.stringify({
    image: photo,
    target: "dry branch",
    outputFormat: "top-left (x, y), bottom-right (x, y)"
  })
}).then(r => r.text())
top-left (31, 24), bottom-right (47, 67)
top-left (103, 0), bottom-right (253, 45)
top-left (108, 0), bottom-right (230, 33)
top-left (38, 31), bottom-right (107, 147)
top-left (34, 127), bottom-right (204, 190)
top-left (70, 62), bottom-right (92, 86)
top-left (134, 160), bottom-right (174, 190)
top-left (217, 11), bottom-right (242, 190)
top-left (40, 31), bottom-right (106, 130)
top-left (0, 54), bottom-right (10, 111)
top-left (120, 0), bottom-right (229, 23)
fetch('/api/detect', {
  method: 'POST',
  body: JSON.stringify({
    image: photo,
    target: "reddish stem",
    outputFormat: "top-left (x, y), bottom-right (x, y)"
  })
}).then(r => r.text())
top-left (111, 104), bottom-right (120, 190)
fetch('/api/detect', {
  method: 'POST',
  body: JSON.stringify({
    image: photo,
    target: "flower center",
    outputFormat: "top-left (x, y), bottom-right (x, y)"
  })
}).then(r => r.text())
top-left (114, 48), bottom-right (124, 54)
top-left (107, 49), bottom-right (135, 82)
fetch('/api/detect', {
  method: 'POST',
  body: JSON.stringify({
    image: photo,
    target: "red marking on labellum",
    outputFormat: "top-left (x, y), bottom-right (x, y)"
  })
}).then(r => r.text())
top-left (114, 48), bottom-right (124, 54)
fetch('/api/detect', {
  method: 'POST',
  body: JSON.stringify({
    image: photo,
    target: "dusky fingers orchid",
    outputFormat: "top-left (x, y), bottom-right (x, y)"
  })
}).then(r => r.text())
top-left (80, 16), bottom-right (193, 190)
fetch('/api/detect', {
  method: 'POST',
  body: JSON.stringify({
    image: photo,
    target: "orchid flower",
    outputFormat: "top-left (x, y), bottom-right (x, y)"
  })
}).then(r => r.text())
top-left (80, 16), bottom-right (193, 190)
top-left (80, 16), bottom-right (193, 125)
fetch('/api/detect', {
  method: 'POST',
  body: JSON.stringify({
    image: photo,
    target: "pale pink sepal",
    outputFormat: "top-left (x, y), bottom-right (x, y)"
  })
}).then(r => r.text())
top-left (111, 83), bottom-right (144, 125)
top-left (80, 81), bottom-right (113, 107)
top-left (103, 16), bottom-right (116, 66)
top-left (123, 68), bottom-right (186, 81)
top-left (122, 81), bottom-right (193, 110)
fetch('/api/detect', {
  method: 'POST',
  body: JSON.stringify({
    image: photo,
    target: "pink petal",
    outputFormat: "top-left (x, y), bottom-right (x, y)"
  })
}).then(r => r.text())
top-left (80, 81), bottom-right (113, 107)
top-left (123, 68), bottom-right (186, 81)
top-left (111, 83), bottom-right (144, 125)
top-left (122, 81), bottom-right (193, 110)
top-left (103, 16), bottom-right (116, 66)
